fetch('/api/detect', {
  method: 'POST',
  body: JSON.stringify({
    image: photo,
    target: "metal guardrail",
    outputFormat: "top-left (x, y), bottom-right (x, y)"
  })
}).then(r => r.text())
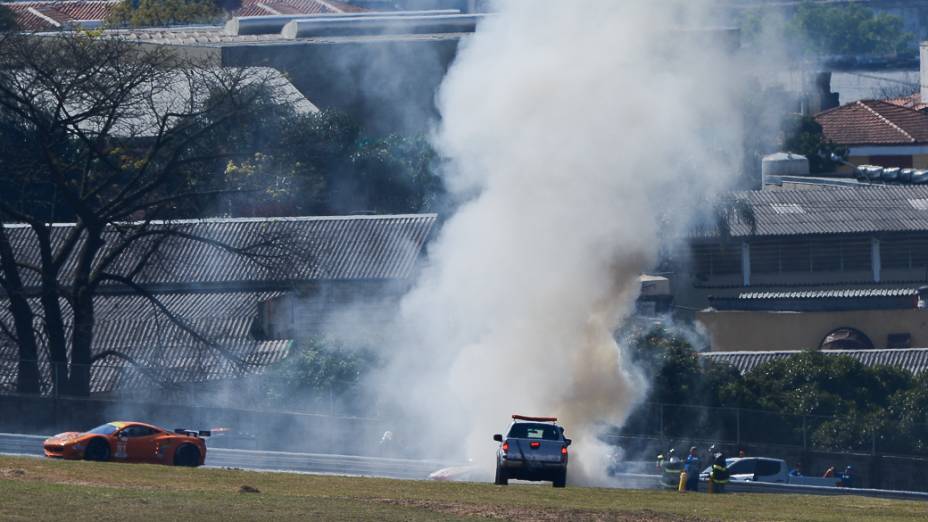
top-left (610, 472), bottom-right (928, 501)
top-left (720, 479), bottom-right (928, 502)
top-left (0, 432), bottom-right (44, 456)
top-left (617, 401), bottom-right (928, 458)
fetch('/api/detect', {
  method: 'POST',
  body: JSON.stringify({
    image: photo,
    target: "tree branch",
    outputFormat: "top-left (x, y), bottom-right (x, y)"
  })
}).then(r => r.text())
top-left (96, 272), bottom-right (251, 369)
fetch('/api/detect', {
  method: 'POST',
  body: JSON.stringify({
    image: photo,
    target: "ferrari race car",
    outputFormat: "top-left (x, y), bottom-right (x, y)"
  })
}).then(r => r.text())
top-left (43, 421), bottom-right (209, 466)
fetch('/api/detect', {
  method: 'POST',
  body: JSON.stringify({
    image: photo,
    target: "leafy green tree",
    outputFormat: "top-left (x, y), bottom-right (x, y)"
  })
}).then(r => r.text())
top-left (623, 326), bottom-right (744, 438)
top-left (782, 114), bottom-right (847, 174)
top-left (787, 2), bottom-right (913, 57)
top-left (887, 371), bottom-right (928, 453)
top-left (0, 33), bottom-right (296, 395)
top-left (732, 353), bottom-right (913, 452)
top-left (626, 325), bottom-right (744, 408)
top-left (736, 352), bottom-right (911, 417)
top-left (262, 339), bottom-right (375, 405)
top-left (627, 326), bottom-right (702, 406)
top-left (107, 0), bottom-right (222, 28)
top-left (339, 135), bottom-right (440, 214)
top-left (211, 89), bottom-right (442, 216)
top-left (621, 327), bottom-right (928, 453)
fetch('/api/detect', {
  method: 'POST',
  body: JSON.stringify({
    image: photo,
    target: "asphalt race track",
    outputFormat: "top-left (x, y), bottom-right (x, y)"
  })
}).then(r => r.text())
top-left (0, 432), bottom-right (449, 480)
top-left (3, 431), bottom-right (928, 501)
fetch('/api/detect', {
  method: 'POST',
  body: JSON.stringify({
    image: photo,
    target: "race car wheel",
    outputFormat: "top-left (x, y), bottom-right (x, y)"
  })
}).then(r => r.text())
top-left (84, 438), bottom-right (110, 462)
top-left (552, 471), bottom-right (566, 488)
top-left (173, 444), bottom-right (201, 467)
top-left (494, 465), bottom-right (508, 485)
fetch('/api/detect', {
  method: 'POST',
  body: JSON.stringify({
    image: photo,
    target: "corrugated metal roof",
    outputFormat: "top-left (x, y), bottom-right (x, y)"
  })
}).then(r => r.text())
top-left (702, 348), bottom-right (928, 375)
top-left (6, 67), bottom-right (317, 138)
top-left (708, 288), bottom-right (922, 311)
top-left (736, 288), bottom-right (919, 300)
top-left (0, 339), bottom-right (290, 394)
top-left (0, 215), bottom-right (433, 395)
top-left (233, 0), bottom-right (365, 16)
top-left (0, 291), bottom-right (290, 394)
top-left (2, 214), bottom-right (436, 290)
top-left (700, 186), bottom-right (928, 238)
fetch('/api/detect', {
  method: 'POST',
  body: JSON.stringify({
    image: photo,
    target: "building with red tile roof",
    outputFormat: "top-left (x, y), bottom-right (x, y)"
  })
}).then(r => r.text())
top-left (884, 92), bottom-right (928, 112)
top-left (815, 99), bottom-right (928, 170)
top-left (3, 1), bottom-right (115, 30)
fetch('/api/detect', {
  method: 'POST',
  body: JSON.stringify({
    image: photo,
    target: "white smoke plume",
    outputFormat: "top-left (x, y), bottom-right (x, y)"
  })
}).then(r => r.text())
top-left (374, 0), bottom-right (748, 485)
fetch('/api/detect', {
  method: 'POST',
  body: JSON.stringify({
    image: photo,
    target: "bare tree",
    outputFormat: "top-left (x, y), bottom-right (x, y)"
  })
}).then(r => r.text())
top-left (0, 31), bottom-right (296, 396)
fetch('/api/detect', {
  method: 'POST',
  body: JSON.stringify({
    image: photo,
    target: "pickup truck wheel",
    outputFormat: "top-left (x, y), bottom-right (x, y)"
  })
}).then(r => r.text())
top-left (494, 465), bottom-right (508, 485)
top-left (552, 471), bottom-right (566, 488)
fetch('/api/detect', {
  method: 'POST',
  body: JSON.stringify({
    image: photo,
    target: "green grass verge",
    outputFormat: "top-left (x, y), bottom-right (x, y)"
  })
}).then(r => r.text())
top-left (1, 455), bottom-right (925, 521)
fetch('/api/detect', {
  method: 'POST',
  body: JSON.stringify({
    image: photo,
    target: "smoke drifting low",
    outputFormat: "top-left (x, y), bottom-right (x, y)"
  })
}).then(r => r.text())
top-left (373, 0), bottom-right (747, 484)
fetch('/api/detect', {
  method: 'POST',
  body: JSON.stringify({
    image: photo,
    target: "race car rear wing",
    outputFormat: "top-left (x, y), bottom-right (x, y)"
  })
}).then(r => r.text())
top-left (512, 414), bottom-right (558, 422)
top-left (174, 428), bottom-right (211, 437)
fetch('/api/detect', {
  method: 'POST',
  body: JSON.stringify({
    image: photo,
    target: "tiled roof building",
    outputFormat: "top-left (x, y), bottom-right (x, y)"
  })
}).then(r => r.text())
top-left (815, 100), bottom-right (928, 146)
top-left (0, 214), bottom-right (436, 395)
top-left (686, 186), bottom-right (928, 353)
top-left (701, 185), bottom-right (928, 239)
top-left (3, 1), bottom-right (115, 30)
top-left (884, 93), bottom-right (928, 113)
top-left (814, 100), bottom-right (928, 172)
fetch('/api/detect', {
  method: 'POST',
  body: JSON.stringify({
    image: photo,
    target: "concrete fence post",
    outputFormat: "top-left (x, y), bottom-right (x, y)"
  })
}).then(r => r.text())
top-left (802, 416), bottom-right (807, 450)
top-left (871, 237), bottom-right (881, 283)
top-left (736, 408), bottom-right (741, 446)
top-left (659, 403), bottom-right (665, 444)
top-left (741, 242), bottom-right (751, 287)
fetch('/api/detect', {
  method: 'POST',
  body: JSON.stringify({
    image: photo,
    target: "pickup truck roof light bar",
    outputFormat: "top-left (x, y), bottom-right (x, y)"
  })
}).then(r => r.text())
top-left (511, 415), bottom-right (558, 422)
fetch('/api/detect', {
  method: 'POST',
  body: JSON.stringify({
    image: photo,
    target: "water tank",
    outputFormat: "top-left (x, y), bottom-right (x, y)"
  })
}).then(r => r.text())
top-left (762, 152), bottom-right (810, 185)
top-left (882, 167), bottom-right (901, 182)
top-left (855, 165), bottom-right (883, 182)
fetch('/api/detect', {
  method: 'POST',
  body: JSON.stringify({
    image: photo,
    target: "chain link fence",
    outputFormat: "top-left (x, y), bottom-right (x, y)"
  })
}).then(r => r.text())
top-left (618, 401), bottom-right (928, 458)
top-left (4, 358), bottom-right (928, 459)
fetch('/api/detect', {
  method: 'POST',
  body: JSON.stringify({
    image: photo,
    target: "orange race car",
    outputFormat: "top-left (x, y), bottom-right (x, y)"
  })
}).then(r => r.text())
top-left (43, 421), bottom-right (209, 467)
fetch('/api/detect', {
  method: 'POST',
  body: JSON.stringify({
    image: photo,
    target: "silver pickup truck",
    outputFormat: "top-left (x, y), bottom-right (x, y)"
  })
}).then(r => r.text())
top-left (493, 415), bottom-right (571, 487)
top-left (699, 457), bottom-right (847, 487)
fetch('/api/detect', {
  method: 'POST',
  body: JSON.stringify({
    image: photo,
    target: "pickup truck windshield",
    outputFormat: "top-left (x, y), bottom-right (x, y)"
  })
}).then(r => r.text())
top-left (507, 423), bottom-right (560, 440)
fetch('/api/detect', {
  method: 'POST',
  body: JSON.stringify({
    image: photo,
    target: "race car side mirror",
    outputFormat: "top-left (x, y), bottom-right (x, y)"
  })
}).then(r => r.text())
top-left (493, 434), bottom-right (503, 442)
top-left (565, 438), bottom-right (572, 447)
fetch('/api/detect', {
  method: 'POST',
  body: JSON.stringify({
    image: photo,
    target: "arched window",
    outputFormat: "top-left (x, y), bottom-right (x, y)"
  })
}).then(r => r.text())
top-left (819, 327), bottom-right (874, 350)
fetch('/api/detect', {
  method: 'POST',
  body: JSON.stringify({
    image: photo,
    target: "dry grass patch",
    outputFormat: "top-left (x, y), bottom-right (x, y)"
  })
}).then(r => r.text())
top-left (0, 455), bottom-right (924, 521)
